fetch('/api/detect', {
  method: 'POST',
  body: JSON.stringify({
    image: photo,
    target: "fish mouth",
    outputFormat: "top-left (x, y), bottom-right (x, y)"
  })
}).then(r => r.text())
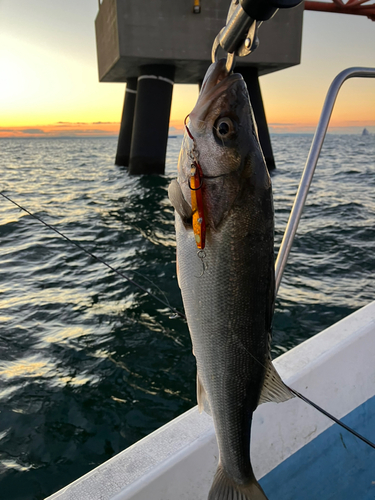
top-left (200, 59), bottom-right (242, 96)
top-left (190, 60), bottom-right (244, 127)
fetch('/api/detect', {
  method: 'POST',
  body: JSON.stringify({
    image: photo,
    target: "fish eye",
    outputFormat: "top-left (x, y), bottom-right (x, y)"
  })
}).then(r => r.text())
top-left (214, 118), bottom-right (235, 140)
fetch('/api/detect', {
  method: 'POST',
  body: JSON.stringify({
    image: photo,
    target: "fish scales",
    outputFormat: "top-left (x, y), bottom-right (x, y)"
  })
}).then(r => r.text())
top-left (169, 60), bottom-right (291, 500)
top-left (177, 203), bottom-right (273, 481)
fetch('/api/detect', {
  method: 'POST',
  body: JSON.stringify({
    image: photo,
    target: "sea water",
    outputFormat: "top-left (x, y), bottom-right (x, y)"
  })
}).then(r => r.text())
top-left (0, 134), bottom-right (374, 499)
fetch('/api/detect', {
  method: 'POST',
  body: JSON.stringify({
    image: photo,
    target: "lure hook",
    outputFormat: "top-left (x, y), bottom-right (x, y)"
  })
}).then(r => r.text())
top-left (188, 163), bottom-right (204, 191)
top-left (195, 250), bottom-right (207, 278)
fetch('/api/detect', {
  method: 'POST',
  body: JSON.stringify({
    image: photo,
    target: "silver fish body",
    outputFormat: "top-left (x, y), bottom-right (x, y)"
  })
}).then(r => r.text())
top-left (169, 60), bottom-right (291, 500)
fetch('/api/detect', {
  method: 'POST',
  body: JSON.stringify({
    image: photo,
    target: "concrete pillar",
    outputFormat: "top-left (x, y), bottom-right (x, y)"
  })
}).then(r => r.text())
top-left (128, 65), bottom-right (175, 175)
top-left (115, 77), bottom-right (137, 167)
top-left (237, 66), bottom-right (276, 171)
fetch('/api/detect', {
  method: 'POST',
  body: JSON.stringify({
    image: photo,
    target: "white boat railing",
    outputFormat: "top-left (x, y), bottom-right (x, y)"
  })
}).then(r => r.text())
top-left (46, 300), bottom-right (375, 500)
top-left (275, 67), bottom-right (375, 293)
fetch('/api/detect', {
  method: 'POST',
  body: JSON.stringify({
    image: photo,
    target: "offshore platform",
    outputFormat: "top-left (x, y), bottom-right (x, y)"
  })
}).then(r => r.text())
top-left (95, 0), bottom-right (304, 174)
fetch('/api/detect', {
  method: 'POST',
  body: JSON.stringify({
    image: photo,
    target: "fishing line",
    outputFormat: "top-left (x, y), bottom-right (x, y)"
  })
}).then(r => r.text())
top-left (234, 337), bottom-right (375, 450)
top-left (1, 192), bottom-right (374, 450)
top-left (287, 385), bottom-right (375, 450)
top-left (130, 268), bottom-right (174, 312)
top-left (0, 191), bottom-right (186, 321)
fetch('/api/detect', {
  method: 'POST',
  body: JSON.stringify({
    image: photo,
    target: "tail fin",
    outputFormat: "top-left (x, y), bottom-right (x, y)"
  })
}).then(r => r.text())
top-left (208, 464), bottom-right (269, 500)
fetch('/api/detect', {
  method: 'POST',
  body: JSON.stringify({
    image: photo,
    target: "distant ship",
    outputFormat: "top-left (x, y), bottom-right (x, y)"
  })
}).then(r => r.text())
top-left (362, 128), bottom-right (370, 136)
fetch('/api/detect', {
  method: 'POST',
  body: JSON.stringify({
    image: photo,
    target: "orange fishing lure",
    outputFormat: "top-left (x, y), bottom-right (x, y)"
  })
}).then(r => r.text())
top-left (190, 161), bottom-right (206, 249)
top-left (184, 116), bottom-right (206, 250)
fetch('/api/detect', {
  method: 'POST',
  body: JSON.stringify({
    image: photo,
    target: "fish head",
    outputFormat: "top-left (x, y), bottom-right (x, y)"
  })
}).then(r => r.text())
top-left (177, 59), bottom-right (270, 232)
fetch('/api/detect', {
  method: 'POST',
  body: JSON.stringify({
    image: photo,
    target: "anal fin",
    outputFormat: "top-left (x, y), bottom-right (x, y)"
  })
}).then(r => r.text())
top-left (258, 358), bottom-right (294, 405)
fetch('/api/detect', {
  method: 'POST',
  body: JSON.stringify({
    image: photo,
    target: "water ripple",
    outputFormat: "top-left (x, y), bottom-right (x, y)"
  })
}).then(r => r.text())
top-left (0, 134), bottom-right (374, 499)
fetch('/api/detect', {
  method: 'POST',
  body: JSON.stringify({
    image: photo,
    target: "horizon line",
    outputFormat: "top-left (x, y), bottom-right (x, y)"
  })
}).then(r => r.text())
top-left (0, 122), bottom-right (374, 139)
top-left (0, 131), bottom-right (373, 140)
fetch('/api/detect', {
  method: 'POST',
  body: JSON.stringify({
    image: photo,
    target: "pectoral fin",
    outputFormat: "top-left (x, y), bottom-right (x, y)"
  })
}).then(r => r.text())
top-left (258, 358), bottom-right (294, 405)
top-left (197, 373), bottom-right (212, 415)
top-left (168, 179), bottom-right (192, 226)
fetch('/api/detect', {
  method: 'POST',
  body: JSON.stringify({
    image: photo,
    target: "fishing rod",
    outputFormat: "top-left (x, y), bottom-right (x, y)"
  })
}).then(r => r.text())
top-left (1, 190), bottom-right (374, 451)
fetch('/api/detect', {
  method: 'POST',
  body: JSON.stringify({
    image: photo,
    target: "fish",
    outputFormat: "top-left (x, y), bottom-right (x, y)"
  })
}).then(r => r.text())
top-left (168, 59), bottom-right (293, 500)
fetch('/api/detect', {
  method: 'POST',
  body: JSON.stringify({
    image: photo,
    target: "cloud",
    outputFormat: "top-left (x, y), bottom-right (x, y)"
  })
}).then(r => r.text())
top-left (56, 121), bottom-right (88, 126)
top-left (55, 121), bottom-right (118, 126)
top-left (169, 119), bottom-right (184, 131)
top-left (51, 128), bottom-right (117, 136)
top-left (268, 122), bottom-right (375, 134)
top-left (92, 121), bottom-right (117, 125)
top-left (168, 126), bottom-right (183, 136)
top-left (21, 128), bottom-right (46, 134)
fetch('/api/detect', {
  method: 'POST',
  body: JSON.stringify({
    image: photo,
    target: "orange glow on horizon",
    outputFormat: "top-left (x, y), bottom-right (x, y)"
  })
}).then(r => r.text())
top-left (1, 116), bottom-right (374, 139)
top-left (0, 122), bottom-right (121, 138)
top-left (0, 120), bottom-right (188, 138)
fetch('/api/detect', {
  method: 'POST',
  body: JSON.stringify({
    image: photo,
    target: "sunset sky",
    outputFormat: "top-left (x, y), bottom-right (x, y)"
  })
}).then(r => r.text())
top-left (0, 0), bottom-right (374, 137)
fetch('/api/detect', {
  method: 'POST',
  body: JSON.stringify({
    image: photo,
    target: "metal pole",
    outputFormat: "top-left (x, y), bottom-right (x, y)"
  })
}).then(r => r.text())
top-left (275, 67), bottom-right (375, 294)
